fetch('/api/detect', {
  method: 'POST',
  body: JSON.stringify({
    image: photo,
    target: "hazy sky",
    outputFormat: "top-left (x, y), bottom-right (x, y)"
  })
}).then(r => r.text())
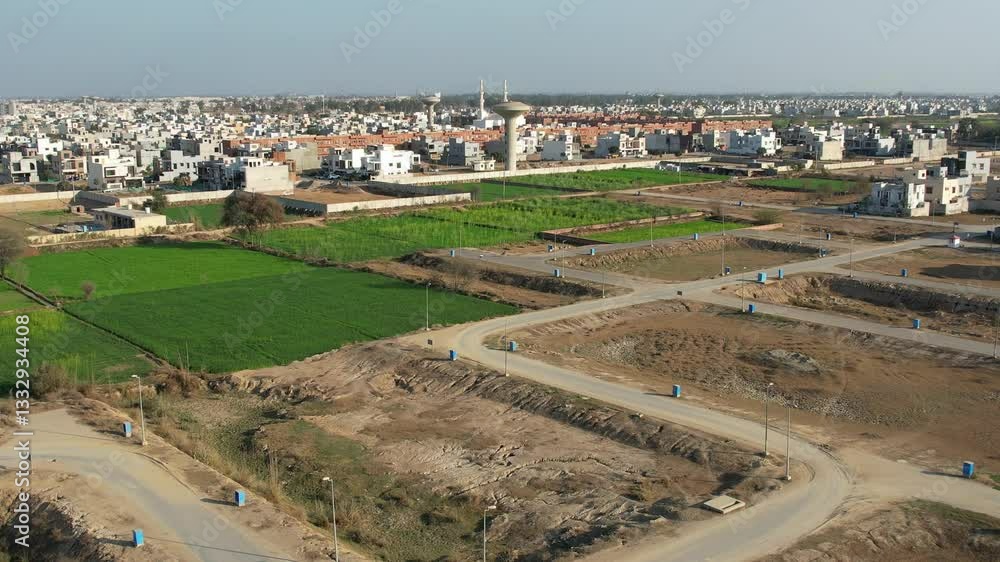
top-left (3, 0), bottom-right (996, 98)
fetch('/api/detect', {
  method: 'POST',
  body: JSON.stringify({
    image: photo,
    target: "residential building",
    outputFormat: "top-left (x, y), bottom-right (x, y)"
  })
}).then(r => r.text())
top-left (444, 137), bottom-right (484, 167)
top-left (52, 149), bottom-right (86, 182)
top-left (868, 179), bottom-right (928, 217)
top-left (0, 152), bottom-right (39, 184)
top-left (942, 150), bottom-right (991, 183)
top-left (93, 205), bottom-right (167, 232)
top-left (595, 131), bottom-right (647, 158)
top-left (197, 156), bottom-right (293, 193)
top-left (326, 145), bottom-right (419, 177)
top-left (86, 149), bottom-right (144, 191)
top-left (812, 139), bottom-right (844, 161)
top-left (901, 166), bottom-right (971, 215)
top-left (541, 131), bottom-right (580, 161)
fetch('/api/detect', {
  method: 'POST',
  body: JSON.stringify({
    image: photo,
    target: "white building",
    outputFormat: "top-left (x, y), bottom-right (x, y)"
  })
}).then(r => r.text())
top-left (87, 149), bottom-right (144, 191)
top-left (1, 152), bottom-right (40, 184)
top-left (869, 180), bottom-right (928, 217)
top-left (197, 156), bottom-right (292, 193)
top-left (901, 167), bottom-right (971, 215)
top-left (595, 132), bottom-right (647, 158)
top-left (541, 131), bottom-right (580, 161)
top-left (327, 145), bottom-right (419, 177)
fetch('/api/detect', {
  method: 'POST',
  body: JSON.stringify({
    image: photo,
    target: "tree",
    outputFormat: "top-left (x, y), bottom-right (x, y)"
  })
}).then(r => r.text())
top-left (145, 190), bottom-right (168, 213)
top-left (221, 191), bottom-right (285, 232)
top-left (0, 229), bottom-right (26, 278)
top-left (172, 174), bottom-right (192, 188)
top-left (81, 281), bottom-right (96, 300)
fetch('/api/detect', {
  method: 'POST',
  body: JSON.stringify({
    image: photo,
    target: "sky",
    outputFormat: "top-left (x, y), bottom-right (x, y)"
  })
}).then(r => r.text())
top-left (3, 0), bottom-right (997, 98)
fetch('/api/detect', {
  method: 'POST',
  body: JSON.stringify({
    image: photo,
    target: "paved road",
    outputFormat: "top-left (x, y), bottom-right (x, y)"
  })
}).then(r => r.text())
top-left (0, 409), bottom-right (298, 562)
top-left (431, 230), bottom-right (1000, 561)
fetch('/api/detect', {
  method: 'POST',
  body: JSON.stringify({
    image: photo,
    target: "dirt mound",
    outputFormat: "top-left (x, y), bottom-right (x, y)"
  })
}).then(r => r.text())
top-left (755, 349), bottom-right (822, 375)
top-left (401, 252), bottom-right (602, 297)
top-left (560, 237), bottom-right (820, 271)
top-left (0, 491), bottom-right (119, 562)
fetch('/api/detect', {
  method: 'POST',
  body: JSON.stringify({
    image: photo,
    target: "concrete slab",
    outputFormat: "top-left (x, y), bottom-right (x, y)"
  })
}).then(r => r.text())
top-left (702, 495), bottom-right (747, 514)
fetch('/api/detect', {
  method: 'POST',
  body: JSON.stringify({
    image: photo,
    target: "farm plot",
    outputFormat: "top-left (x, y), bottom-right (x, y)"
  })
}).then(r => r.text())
top-left (590, 219), bottom-right (752, 244)
top-left (748, 177), bottom-right (863, 194)
top-left (0, 309), bottom-right (153, 392)
top-left (251, 197), bottom-right (671, 263)
top-left (67, 267), bottom-right (515, 373)
top-left (16, 242), bottom-right (309, 300)
top-left (437, 182), bottom-right (571, 201)
top-left (510, 169), bottom-right (728, 192)
top-left (163, 203), bottom-right (224, 229)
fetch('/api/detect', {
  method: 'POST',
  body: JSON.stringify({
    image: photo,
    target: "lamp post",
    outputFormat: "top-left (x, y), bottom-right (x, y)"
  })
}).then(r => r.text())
top-left (503, 318), bottom-right (509, 376)
top-left (425, 282), bottom-right (431, 331)
top-left (763, 382), bottom-right (774, 457)
top-left (993, 304), bottom-right (999, 360)
top-left (721, 208), bottom-right (727, 276)
top-left (849, 237), bottom-right (855, 278)
top-left (321, 477), bottom-right (339, 562)
top-left (483, 505), bottom-right (497, 562)
top-left (130, 375), bottom-right (146, 446)
top-left (784, 404), bottom-right (792, 481)
top-left (741, 266), bottom-right (747, 312)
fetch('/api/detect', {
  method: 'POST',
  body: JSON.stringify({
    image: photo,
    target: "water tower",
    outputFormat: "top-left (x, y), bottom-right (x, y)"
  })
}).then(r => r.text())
top-left (421, 93), bottom-right (441, 130)
top-left (494, 101), bottom-right (531, 172)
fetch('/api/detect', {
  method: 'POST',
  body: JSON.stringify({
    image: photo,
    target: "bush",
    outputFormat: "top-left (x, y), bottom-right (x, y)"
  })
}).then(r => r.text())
top-left (35, 363), bottom-right (71, 398)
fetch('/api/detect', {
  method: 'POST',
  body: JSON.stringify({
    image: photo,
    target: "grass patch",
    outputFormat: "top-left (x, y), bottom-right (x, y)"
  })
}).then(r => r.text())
top-left (511, 169), bottom-right (728, 192)
top-left (591, 219), bottom-right (751, 244)
top-left (438, 182), bottom-right (571, 202)
top-left (0, 309), bottom-right (153, 393)
top-left (16, 242), bottom-right (309, 300)
top-left (905, 499), bottom-right (1000, 528)
top-left (748, 177), bottom-right (861, 194)
top-left (0, 284), bottom-right (41, 314)
top-left (251, 197), bottom-right (672, 263)
top-left (163, 204), bottom-right (224, 229)
top-left (67, 267), bottom-right (515, 373)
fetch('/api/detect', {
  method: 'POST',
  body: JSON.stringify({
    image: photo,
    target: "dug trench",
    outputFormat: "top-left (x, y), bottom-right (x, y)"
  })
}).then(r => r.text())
top-left (505, 300), bottom-right (1000, 477)
top-left (98, 341), bottom-right (779, 561)
top-left (722, 273), bottom-right (999, 342)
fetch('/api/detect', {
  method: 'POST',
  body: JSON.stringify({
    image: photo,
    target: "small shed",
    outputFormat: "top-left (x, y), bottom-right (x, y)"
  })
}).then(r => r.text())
top-left (948, 234), bottom-right (961, 249)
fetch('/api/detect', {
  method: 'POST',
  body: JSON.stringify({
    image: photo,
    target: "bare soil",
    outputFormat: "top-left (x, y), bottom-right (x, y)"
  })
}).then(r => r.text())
top-left (640, 183), bottom-right (861, 207)
top-left (288, 187), bottom-right (391, 204)
top-left (723, 273), bottom-right (998, 342)
top-left (508, 301), bottom-right (1000, 470)
top-left (759, 500), bottom-right (1000, 562)
top-left (778, 214), bottom-right (945, 242)
top-left (852, 246), bottom-right (1000, 289)
top-left (202, 341), bottom-right (774, 561)
top-left (556, 237), bottom-right (822, 282)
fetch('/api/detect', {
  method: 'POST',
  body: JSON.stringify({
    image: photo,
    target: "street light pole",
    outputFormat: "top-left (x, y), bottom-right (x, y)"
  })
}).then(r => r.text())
top-left (994, 305), bottom-right (999, 360)
top-left (322, 477), bottom-right (339, 562)
top-left (483, 505), bottom-right (497, 562)
top-left (784, 405), bottom-right (792, 481)
top-left (503, 318), bottom-right (509, 376)
top-left (763, 382), bottom-right (773, 456)
top-left (741, 267), bottom-right (747, 312)
top-left (425, 282), bottom-right (430, 331)
top-left (721, 209), bottom-right (727, 276)
top-left (131, 375), bottom-right (146, 446)
top-left (849, 237), bottom-right (855, 278)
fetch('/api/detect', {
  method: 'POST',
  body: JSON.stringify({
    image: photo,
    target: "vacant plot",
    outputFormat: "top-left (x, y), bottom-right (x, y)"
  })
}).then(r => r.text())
top-left (437, 182), bottom-right (571, 201)
top-left (748, 177), bottom-right (863, 194)
top-left (511, 169), bottom-right (727, 192)
top-left (558, 237), bottom-right (819, 282)
top-left (68, 267), bottom-right (515, 373)
top-left (509, 300), bottom-right (1000, 466)
top-left (851, 246), bottom-right (1000, 289)
top-left (590, 219), bottom-right (752, 244)
top-left (163, 203), bottom-right (224, 229)
top-left (17, 242), bottom-right (309, 300)
top-left (0, 309), bottom-right (153, 392)
top-left (251, 197), bottom-right (666, 263)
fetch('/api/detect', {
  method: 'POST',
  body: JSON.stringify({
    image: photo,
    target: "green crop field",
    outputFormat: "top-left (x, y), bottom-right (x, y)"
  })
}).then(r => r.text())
top-left (591, 219), bottom-right (752, 243)
top-left (17, 242), bottom-right (309, 300)
top-left (249, 197), bottom-right (684, 263)
top-left (0, 309), bottom-right (153, 393)
top-left (68, 267), bottom-right (515, 373)
top-left (510, 169), bottom-right (728, 192)
top-left (748, 177), bottom-right (861, 193)
top-left (438, 182), bottom-right (571, 201)
top-left (0, 284), bottom-right (41, 314)
top-left (163, 204), bottom-right (224, 229)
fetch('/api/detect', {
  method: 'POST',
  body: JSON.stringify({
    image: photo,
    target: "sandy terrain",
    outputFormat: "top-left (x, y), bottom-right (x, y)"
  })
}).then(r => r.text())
top-left (507, 300), bottom-right (1000, 471)
top-left (556, 237), bottom-right (822, 282)
top-left (640, 183), bottom-right (861, 207)
top-left (851, 246), bottom-right (1000, 289)
top-left (288, 187), bottom-right (390, 204)
top-left (724, 273), bottom-right (997, 342)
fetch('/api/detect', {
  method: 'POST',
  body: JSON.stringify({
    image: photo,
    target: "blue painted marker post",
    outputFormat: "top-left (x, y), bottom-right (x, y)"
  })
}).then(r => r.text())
top-left (672, 384), bottom-right (681, 398)
top-left (825, 232), bottom-right (832, 241)
top-left (852, 212), bottom-right (859, 219)
top-left (962, 461), bottom-right (975, 478)
top-left (913, 318), bottom-right (921, 330)
top-left (122, 421), bottom-right (132, 438)
top-left (747, 304), bottom-right (756, 314)
top-left (132, 529), bottom-right (144, 548)
top-left (449, 249), bottom-right (456, 257)
top-left (692, 232), bottom-right (699, 241)
top-left (901, 268), bottom-right (908, 278)
top-left (508, 341), bottom-right (517, 352)
top-left (724, 266), bottom-right (732, 276)
top-left (553, 268), bottom-right (561, 278)
top-left (449, 350), bottom-right (458, 361)
top-left (757, 272), bottom-right (768, 283)
top-left (547, 245), bottom-right (554, 253)
top-left (234, 490), bottom-right (246, 507)
top-left (777, 269), bottom-right (784, 280)
top-left (589, 248), bottom-right (596, 256)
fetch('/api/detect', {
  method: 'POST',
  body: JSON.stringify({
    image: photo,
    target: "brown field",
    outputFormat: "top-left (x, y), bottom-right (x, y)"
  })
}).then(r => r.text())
top-left (287, 187), bottom-right (391, 204)
top-left (851, 246), bottom-right (1000, 289)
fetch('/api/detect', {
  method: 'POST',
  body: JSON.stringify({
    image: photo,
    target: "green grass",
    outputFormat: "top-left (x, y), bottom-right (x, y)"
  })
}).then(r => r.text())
top-left (591, 219), bottom-right (752, 244)
top-left (0, 284), bottom-right (40, 314)
top-left (163, 204), bottom-right (224, 229)
top-left (446, 182), bottom-right (571, 201)
top-left (509, 169), bottom-right (728, 192)
top-left (0, 309), bottom-right (153, 393)
top-left (67, 267), bottom-right (516, 373)
top-left (748, 177), bottom-right (860, 194)
top-left (251, 197), bottom-right (678, 263)
top-left (15, 242), bottom-right (309, 300)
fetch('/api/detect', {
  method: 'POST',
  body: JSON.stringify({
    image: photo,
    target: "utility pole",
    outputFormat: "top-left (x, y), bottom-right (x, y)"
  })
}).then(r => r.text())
top-left (131, 375), bottom-right (146, 446)
top-left (503, 318), bottom-right (509, 376)
top-left (849, 237), bottom-right (855, 278)
top-left (994, 305), bottom-right (999, 360)
top-left (321, 477), bottom-right (339, 562)
top-left (650, 215), bottom-right (654, 247)
top-left (763, 382), bottom-right (774, 456)
top-left (741, 267), bottom-right (747, 312)
top-left (721, 208), bottom-right (727, 276)
top-left (425, 282), bottom-right (431, 331)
